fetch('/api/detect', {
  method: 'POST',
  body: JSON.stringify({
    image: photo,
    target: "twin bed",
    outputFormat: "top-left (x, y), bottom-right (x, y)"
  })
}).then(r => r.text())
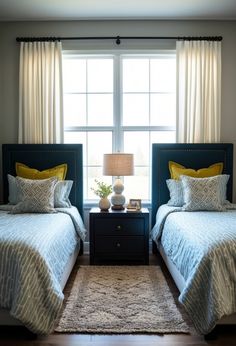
top-left (0, 144), bottom-right (86, 334)
top-left (151, 143), bottom-right (236, 335)
top-left (1, 142), bottom-right (236, 336)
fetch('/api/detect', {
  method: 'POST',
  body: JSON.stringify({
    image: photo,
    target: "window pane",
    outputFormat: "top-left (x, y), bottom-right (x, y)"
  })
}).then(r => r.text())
top-left (151, 131), bottom-right (176, 143)
top-left (124, 132), bottom-right (149, 200)
top-left (124, 167), bottom-right (149, 201)
top-left (64, 131), bottom-right (85, 144)
top-left (150, 94), bottom-right (176, 126)
top-left (87, 94), bottom-right (113, 126)
top-left (123, 94), bottom-right (149, 126)
top-left (124, 131), bottom-right (149, 166)
top-left (64, 131), bottom-right (87, 163)
top-left (150, 58), bottom-right (176, 92)
top-left (63, 58), bottom-right (86, 93)
top-left (123, 59), bottom-right (149, 92)
top-left (64, 131), bottom-right (112, 200)
top-left (87, 132), bottom-right (112, 166)
top-left (64, 94), bottom-right (86, 126)
top-left (87, 59), bottom-right (113, 92)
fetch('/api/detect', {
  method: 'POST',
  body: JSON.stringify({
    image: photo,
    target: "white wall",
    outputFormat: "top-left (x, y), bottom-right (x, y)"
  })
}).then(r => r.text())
top-left (0, 20), bottom-right (236, 200)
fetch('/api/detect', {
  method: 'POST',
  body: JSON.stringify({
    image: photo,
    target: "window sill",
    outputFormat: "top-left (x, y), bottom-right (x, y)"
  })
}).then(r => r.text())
top-left (83, 200), bottom-right (151, 210)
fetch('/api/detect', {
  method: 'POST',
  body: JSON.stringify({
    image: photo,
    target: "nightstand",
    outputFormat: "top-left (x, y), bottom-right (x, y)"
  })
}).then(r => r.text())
top-left (89, 207), bottom-right (149, 265)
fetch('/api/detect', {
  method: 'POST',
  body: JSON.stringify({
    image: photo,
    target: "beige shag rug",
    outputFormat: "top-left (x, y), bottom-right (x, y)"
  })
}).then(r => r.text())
top-left (55, 265), bottom-right (189, 334)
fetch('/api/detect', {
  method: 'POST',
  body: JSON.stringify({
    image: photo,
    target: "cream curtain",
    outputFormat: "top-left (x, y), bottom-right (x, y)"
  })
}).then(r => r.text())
top-left (176, 40), bottom-right (221, 143)
top-left (18, 41), bottom-right (63, 143)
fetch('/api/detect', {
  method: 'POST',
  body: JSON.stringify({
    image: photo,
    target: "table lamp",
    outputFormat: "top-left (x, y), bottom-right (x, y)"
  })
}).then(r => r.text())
top-left (103, 153), bottom-right (134, 210)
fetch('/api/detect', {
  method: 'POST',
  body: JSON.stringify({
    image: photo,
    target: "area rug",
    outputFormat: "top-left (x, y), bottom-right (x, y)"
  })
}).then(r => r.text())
top-left (55, 266), bottom-right (189, 334)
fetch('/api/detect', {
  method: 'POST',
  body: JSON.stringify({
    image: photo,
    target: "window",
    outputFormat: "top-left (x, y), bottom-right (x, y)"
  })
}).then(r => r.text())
top-left (63, 52), bottom-right (176, 201)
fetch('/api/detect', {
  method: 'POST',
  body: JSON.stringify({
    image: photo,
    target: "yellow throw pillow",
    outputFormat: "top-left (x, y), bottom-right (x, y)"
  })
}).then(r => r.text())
top-left (169, 161), bottom-right (223, 180)
top-left (16, 162), bottom-right (67, 180)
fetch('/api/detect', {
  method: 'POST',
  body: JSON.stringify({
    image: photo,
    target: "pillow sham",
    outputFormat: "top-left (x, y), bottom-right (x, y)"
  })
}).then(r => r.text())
top-left (166, 179), bottom-right (184, 207)
top-left (180, 174), bottom-right (229, 211)
top-left (54, 180), bottom-right (73, 208)
top-left (169, 161), bottom-right (223, 180)
top-left (8, 174), bottom-right (19, 204)
top-left (10, 177), bottom-right (58, 214)
top-left (16, 162), bottom-right (67, 180)
top-left (8, 174), bottom-right (73, 208)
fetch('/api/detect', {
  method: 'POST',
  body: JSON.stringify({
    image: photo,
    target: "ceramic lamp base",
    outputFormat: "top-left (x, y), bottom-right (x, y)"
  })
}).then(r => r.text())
top-left (111, 205), bottom-right (125, 210)
top-left (111, 178), bottom-right (126, 210)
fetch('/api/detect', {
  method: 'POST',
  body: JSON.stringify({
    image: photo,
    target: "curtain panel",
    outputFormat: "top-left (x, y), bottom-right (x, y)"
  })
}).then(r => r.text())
top-left (176, 40), bottom-right (221, 143)
top-left (18, 41), bottom-right (63, 144)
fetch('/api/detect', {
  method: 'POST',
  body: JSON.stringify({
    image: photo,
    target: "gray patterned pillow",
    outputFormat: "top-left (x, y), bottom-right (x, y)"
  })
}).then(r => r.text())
top-left (10, 177), bottom-right (58, 214)
top-left (8, 174), bottom-right (73, 208)
top-left (166, 179), bottom-right (184, 207)
top-left (180, 174), bottom-right (229, 211)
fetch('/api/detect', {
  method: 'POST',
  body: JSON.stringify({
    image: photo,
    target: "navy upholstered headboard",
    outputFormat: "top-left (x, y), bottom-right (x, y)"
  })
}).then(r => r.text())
top-left (2, 144), bottom-right (83, 219)
top-left (151, 143), bottom-right (233, 227)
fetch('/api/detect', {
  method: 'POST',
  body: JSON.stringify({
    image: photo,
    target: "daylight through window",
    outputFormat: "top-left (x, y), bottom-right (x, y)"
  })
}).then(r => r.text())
top-left (63, 52), bottom-right (176, 201)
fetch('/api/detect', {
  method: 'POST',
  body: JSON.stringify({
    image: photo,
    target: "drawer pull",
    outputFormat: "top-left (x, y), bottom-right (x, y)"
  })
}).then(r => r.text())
top-left (116, 242), bottom-right (121, 248)
top-left (116, 225), bottom-right (122, 231)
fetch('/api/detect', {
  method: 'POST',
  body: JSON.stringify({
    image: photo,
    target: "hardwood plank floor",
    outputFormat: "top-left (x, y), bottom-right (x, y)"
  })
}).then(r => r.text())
top-left (1, 254), bottom-right (236, 346)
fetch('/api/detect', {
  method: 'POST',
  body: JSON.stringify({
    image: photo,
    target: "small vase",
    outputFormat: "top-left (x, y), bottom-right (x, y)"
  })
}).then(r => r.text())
top-left (99, 197), bottom-right (111, 211)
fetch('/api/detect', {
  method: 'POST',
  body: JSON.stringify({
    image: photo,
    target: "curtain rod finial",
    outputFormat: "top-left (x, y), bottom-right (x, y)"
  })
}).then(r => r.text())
top-left (116, 36), bottom-right (121, 45)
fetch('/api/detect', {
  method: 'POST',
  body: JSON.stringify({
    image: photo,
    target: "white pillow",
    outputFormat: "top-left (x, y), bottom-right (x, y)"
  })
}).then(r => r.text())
top-left (166, 179), bottom-right (184, 207)
top-left (10, 177), bottom-right (58, 214)
top-left (54, 180), bottom-right (73, 208)
top-left (8, 174), bottom-right (19, 204)
top-left (180, 174), bottom-right (229, 211)
top-left (8, 174), bottom-right (73, 208)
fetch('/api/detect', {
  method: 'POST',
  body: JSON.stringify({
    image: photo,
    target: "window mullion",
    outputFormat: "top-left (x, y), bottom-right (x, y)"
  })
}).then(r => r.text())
top-left (113, 54), bottom-right (123, 152)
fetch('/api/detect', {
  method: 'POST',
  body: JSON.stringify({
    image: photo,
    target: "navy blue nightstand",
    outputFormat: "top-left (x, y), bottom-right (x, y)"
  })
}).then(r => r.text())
top-left (89, 207), bottom-right (149, 265)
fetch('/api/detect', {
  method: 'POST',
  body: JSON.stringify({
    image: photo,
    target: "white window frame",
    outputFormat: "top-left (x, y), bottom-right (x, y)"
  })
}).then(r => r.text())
top-left (63, 50), bottom-right (176, 204)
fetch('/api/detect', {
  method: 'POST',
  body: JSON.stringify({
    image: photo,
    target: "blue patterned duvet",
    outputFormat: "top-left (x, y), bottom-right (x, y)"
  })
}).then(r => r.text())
top-left (0, 206), bottom-right (86, 334)
top-left (151, 205), bottom-right (236, 334)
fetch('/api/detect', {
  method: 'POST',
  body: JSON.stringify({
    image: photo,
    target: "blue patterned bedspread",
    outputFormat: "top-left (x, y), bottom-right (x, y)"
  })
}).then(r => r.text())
top-left (0, 206), bottom-right (86, 334)
top-left (151, 205), bottom-right (236, 334)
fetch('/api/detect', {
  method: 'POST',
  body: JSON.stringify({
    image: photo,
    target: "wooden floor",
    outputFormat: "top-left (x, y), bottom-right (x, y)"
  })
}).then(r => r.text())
top-left (1, 254), bottom-right (236, 346)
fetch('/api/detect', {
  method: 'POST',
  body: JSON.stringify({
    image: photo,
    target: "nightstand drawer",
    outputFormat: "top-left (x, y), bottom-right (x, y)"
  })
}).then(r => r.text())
top-left (93, 218), bottom-right (145, 235)
top-left (95, 236), bottom-right (145, 253)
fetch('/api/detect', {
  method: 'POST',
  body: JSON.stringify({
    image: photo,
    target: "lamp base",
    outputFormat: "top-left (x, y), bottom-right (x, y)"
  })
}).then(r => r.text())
top-left (111, 205), bottom-right (125, 210)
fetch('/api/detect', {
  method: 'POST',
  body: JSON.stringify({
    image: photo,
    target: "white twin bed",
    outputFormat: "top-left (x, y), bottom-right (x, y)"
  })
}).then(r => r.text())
top-left (151, 143), bottom-right (236, 335)
top-left (0, 144), bottom-right (86, 335)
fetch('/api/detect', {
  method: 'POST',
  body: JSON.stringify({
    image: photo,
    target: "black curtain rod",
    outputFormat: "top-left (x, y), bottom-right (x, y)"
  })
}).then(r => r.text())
top-left (16, 35), bottom-right (223, 44)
